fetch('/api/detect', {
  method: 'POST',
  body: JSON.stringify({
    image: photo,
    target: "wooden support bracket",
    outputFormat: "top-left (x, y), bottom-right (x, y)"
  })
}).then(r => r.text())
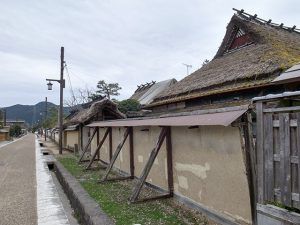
top-left (99, 127), bottom-right (131, 182)
top-left (86, 127), bottom-right (111, 170)
top-left (78, 127), bottom-right (97, 163)
top-left (129, 127), bottom-right (173, 203)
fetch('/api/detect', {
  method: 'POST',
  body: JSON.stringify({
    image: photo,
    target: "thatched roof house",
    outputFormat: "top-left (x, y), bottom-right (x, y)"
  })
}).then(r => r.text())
top-left (146, 10), bottom-right (300, 112)
top-left (64, 98), bottom-right (125, 127)
top-left (131, 79), bottom-right (177, 105)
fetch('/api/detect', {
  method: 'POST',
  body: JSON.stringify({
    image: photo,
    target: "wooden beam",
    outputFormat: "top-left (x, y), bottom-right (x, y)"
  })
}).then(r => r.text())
top-left (129, 127), bottom-right (134, 178)
top-left (78, 127), bottom-right (97, 163)
top-left (100, 127), bottom-right (130, 182)
top-left (129, 127), bottom-right (167, 203)
top-left (166, 126), bottom-right (173, 196)
top-left (86, 127), bottom-right (110, 170)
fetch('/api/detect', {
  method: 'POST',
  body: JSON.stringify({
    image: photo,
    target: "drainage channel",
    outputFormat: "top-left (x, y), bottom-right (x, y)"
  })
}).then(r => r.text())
top-left (36, 139), bottom-right (79, 225)
top-left (48, 163), bottom-right (79, 225)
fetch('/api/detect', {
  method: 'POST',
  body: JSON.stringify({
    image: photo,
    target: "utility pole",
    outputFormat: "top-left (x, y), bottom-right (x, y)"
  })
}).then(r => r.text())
top-left (59, 47), bottom-right (64, 154)
top-left (44, 97), bottom-right (47, 141)
top-left (182, 63), bottom-right (192, 76)
top-left (46, 47), bottom-right (65, 154)
top-left (3, 109), bottom-right (6, 127)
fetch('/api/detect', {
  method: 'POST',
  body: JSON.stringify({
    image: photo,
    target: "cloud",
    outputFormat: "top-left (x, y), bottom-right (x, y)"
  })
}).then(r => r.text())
top-left (0, 0), bottom-right (299, 107)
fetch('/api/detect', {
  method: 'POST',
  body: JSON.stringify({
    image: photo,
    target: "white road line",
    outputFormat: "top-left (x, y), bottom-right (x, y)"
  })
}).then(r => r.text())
top-left (35, 138), bottom-right (70, 225)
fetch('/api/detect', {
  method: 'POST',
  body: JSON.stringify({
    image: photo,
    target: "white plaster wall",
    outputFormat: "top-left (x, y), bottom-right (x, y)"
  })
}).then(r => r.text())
top-left (65, 131), bottom-right (78, 149)
top-left (96, 125), bottom-right (251, 223)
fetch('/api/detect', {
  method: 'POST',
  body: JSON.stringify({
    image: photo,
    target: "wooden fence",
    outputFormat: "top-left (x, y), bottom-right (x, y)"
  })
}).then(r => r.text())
top-left (256, 102), bottom-right (300, 210)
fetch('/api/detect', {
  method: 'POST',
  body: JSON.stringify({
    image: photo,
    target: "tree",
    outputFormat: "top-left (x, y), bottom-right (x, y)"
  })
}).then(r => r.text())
top-left (9, 124), bottom-right (22, 137)
top-left (65, 87), bottom-right (95, 108)
top-left (92, 80), bottom-right (122, 100)
top-left (117, 99), bottom-right (141, 113)
top-left (42, 107), bottom-right (58, 128)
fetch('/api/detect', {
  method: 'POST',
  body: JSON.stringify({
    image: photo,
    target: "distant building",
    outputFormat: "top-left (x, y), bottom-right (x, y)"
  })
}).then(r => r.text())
top-left (0, 126), bottom-right (10, 141)
top-left (1, 120), bottom-right (26, 128)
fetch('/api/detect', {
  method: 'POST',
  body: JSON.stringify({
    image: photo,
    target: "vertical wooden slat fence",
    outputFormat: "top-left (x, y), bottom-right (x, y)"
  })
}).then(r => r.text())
top-left (256, 102), bottom-right (300, 210)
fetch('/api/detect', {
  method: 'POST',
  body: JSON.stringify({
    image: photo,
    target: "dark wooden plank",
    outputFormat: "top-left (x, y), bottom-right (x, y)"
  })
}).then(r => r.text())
top-left (264, 113), bottom-right (274, 201)
top-left (78, 127), bottom-right (97, 163)
top-left (166, 126), bottom-right (174, 196)
top-left (129, 127), bottom-right (167, 203)
top-left (279, 113), bottom-right (291, 206)
top-left (129, 127), bottom-right (134, 178)
top-left (100, 127), bottom-right (130, 182)
top-left (86, 127), bottom-right (110, 170)
top-left (256, 102), bottom-right (265, 203)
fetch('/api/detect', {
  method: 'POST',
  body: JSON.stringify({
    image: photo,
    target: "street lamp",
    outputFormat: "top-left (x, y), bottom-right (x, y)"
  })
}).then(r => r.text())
top-left (47, 81), bottom-right (53, 90)
top-left (45, 46), bottom-right (65, 154)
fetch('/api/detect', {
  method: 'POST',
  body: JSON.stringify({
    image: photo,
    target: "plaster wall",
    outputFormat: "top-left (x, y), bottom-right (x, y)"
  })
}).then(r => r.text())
top-left (65, 131), bottom-right (79, 149)
top-left (95, 125), bottom-right (251, 223)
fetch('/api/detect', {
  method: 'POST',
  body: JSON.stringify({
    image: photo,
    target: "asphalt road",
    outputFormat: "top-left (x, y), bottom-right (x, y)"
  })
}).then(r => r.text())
top-left (0, 134), bottom-right (37, 225)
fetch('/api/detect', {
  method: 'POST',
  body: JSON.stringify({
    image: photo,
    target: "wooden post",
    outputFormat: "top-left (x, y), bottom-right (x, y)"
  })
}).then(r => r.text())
top-left (96, 127), bottom-right (100, 160)
top-left (243, 112), bottom-right (257, 225)
top-left (256, 102), bottom-right (265, 203)
top-left (109, 127), bottom-right (112, 161)
top-left (129, 127), bottom-right (134, 178)
top-left (166, 126), bottom-right (173, 196)
top-left (86, 127), bottom-right (110, 170)
top-left (78, 127), bottom-right (97, 163)
top-left (100, 127), bottom-right (130, 182)
top-left (129, 127), bottom-right (167, 203)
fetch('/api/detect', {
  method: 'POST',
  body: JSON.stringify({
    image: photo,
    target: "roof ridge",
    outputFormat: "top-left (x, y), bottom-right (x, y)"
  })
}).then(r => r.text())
top-left (233, 8), bottom-right (300, 34)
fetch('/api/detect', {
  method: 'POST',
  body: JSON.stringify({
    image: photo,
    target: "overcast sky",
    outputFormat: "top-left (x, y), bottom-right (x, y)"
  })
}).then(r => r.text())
top-left (0, 0), bottom-right (299, 107)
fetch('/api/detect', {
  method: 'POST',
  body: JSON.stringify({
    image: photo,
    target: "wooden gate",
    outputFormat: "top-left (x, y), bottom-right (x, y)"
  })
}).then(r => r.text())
top-left (255, 97), bottom-right (300, 225)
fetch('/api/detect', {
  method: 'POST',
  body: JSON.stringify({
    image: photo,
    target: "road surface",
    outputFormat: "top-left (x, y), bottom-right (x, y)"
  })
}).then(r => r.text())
top-left (0, 134), bottom-right (37, 225)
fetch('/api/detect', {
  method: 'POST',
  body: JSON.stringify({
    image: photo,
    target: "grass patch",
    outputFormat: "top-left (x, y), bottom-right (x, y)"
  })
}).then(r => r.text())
top-left (57, 155), bottom-right (213, 225)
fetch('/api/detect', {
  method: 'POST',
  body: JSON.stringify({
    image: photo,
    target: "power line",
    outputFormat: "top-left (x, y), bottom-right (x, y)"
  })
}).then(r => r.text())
top-left (64, 63), bottom-right (79, 106)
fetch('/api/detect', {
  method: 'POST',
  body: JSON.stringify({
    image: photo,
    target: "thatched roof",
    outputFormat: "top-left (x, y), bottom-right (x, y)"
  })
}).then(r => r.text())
top-left (64, 98), bottom-right (125, 126)
top-left (130, 81), bottom-right (156, 100)
top-left (148, 12), bottom-right (300, 107)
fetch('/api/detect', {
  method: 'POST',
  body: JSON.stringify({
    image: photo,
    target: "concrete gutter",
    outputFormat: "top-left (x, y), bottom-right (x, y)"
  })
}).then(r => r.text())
top-left (35, 139), bottom-right (70, 225)
top-left (54, 161), bottom-right (115, 225)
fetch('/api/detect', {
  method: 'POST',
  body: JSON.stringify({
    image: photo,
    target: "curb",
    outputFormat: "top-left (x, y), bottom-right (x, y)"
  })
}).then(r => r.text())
top-left (54, 161), bottom-right (115, 225)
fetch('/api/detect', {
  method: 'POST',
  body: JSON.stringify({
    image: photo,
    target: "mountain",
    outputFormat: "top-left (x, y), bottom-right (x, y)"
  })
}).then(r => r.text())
top-left (4, 102), bottom-right (70, 126)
